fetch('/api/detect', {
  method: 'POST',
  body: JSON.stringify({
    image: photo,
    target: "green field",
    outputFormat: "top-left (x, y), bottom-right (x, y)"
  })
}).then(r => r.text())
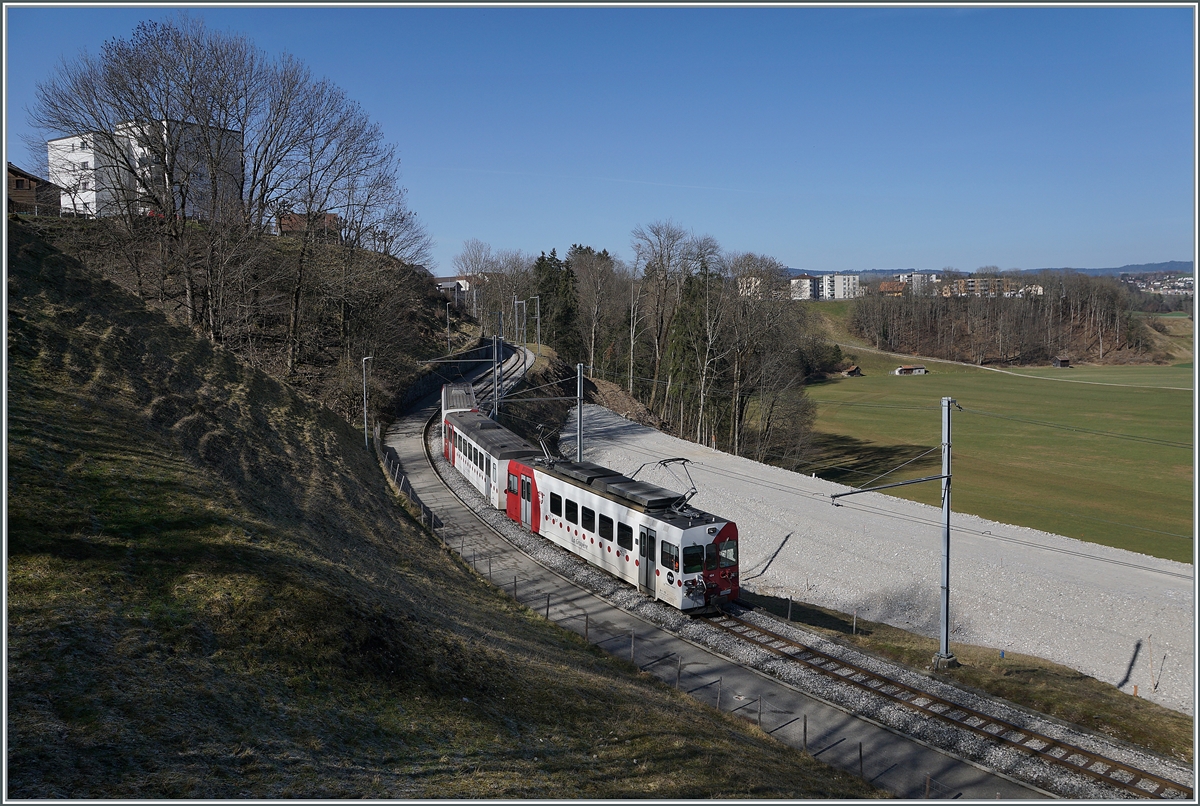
top-left (801, 358), bottom-right (1193, 563)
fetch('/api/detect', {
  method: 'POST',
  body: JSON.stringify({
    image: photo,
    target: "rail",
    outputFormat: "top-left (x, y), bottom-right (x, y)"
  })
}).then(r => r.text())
top-left (703, 610), bottom-right (1192, 800)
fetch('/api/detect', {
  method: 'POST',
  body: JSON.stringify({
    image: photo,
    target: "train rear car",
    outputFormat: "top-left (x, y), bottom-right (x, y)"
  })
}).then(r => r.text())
top-left (444, 409), bottom-right (539, 510)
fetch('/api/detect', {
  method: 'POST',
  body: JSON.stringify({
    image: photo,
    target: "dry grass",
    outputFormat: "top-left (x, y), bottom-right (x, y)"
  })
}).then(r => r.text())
top-left (6, 217), bottom-right (884, 799)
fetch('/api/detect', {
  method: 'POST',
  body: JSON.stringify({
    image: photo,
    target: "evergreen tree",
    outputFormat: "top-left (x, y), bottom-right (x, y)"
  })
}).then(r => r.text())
top-left (533, 249), bottom-right (582, 361)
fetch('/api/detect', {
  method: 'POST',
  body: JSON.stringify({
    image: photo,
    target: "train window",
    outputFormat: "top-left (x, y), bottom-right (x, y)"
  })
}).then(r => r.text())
top-left (508, 473), bottom-right (518, 494)
top-left (720, 541), bottom-right (738, 568)
top-left (550, 493), bottom-right (562, 517)
top-left (617, 522), bottom-right (632, 550)
top-left (705, 543), bottom-right (718, 571)
top-left (599, 515), bottom-right (613, 541)
top-left (565, 499), bottom-right (578, 524)
top-left (660, 542), bottom-right (679, 572)
top-left (683, 545), bottom-right (704, 574)
top-left (581, 507), bottom-right (595, 532)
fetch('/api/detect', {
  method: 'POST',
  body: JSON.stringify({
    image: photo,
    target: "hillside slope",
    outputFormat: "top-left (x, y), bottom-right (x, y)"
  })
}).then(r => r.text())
top-left (5, 218), bottom-right (880, 798)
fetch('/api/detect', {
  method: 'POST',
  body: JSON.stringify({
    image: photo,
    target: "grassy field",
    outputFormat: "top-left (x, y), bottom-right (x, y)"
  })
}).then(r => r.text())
top-left (799, 306), bottom-right (1194, 563)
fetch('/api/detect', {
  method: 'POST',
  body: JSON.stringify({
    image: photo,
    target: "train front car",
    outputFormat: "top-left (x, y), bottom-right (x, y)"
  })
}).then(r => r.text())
top-left (644, 506), bottom-right (738, 613)
top-left (531, 459), bottom-right (739, 614)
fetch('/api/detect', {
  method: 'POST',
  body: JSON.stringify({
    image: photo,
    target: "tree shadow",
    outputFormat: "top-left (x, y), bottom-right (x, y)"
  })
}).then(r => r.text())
top-left (736, 591), bottom-right (870, 637)
top-left (802, 433), bottom-right (939, 486)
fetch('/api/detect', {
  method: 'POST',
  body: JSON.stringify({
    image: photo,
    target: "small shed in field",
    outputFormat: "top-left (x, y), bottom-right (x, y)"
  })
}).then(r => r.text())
top-left (1052, 357), bottom-right (1071, 368)
top-left (842, 365), bottom-right (863, 377)
top-left (894, 365), bottom-right (928, 375)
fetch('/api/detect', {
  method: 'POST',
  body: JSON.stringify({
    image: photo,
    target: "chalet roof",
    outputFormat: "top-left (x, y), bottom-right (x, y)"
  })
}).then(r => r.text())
top-left (7, 162), bottom-right (51, 184)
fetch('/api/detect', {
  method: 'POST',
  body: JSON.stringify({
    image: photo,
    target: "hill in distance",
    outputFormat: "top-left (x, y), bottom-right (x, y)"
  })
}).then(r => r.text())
top-left (5, 217), bottom-right (881, 799)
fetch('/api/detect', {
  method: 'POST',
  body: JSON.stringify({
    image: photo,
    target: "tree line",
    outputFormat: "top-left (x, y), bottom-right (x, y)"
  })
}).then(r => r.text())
top-left (25, 15), bottom-right (442, 425)
top-left (849, 272), bottom-right (1156, 365)
top-left (454, 220), bottom-right (845, 466)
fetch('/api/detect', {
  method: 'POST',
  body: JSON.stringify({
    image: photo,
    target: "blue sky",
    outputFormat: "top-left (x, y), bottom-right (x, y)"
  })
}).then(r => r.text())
top-left (4, 5), bottom-right (1195, 273)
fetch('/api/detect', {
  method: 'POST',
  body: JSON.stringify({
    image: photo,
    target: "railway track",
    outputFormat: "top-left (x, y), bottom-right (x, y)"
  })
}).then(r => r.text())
top-left (703, 610), bottom-right (1192, 800)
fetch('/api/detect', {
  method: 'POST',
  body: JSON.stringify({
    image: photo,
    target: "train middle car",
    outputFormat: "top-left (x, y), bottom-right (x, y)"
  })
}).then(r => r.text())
top-left (441, 385), bottom-right (739, 613)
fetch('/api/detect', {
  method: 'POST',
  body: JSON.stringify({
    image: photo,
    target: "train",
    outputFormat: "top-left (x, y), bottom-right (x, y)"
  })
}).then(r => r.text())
top-left (440, 382), bottom-right (739, 613)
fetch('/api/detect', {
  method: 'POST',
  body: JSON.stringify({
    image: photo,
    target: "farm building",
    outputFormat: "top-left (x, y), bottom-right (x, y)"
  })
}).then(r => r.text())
top-left (894, 365), bottom-right (927, 375)
top-left (1052, 357), bottom-right (1071, 368)
top-left (842, 365), bottom-right (863, 377)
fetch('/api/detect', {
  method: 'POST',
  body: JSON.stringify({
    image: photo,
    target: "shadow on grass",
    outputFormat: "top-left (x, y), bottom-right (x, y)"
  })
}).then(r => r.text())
top-left (737, 590), bottom-right (871, 638)
top-left (802, 433), bottom-right (939, 486)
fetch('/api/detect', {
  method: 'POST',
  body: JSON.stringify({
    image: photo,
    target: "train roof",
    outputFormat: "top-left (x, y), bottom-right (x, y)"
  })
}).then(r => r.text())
top-left (445, 410), bottom-right (540, 459)
top-left (441, 382), bottom-right (477, 413)
top-left (535, 458), bottom-right (723, 526)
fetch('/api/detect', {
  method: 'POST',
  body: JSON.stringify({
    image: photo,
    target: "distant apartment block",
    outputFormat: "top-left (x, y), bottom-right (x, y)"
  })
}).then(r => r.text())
top-left (790, 275), bottom-right (817, 300)
top-left (818, 273), bottom-right (861, 300)
top-left (48, 121), bottom-right (242, 219)
top-left (789, 273), bottom-right (860, 300)
top-left (895, 272), bottom-right (938, 294)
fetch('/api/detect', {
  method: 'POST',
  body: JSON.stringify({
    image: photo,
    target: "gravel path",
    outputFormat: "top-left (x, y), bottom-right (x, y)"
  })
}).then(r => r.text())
top-left (558, 404), bottom-right (1195, 718)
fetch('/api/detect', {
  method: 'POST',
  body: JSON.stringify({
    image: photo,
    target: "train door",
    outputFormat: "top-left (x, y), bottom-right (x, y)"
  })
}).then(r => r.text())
top-left (638, 525), bottom-right (656, 597)
top-left (520, 474), bottom-right (533, 528)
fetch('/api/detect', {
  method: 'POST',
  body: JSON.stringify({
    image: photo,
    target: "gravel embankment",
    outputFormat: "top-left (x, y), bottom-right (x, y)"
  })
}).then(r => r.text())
top-left (426, 423), bottom-right (1194, 800)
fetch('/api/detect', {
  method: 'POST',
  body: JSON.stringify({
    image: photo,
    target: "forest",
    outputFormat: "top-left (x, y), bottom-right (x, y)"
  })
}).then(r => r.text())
top-left (849, 272), bottom-right (1159, 366)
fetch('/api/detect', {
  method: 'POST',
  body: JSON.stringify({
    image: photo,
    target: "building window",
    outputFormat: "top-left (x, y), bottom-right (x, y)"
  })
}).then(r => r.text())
top-left (80, 162), bottom-right (88, 170)
top-left (14, 179), bottom-right (26, 189)
top-left (81, 181), bottom-right (89, 191)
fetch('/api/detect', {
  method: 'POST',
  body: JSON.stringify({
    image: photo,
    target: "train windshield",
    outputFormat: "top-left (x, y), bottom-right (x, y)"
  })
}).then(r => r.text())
top-left (719, 540), bottom-right (738, 568)
top-left (682, 545), bottom-right (704, 574)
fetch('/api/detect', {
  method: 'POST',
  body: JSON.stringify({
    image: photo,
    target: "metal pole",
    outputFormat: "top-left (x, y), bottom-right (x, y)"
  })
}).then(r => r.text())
top-left (361, 356), bottom-right (373, 447)
top-left (936, 396), bottom-right (957, 666)
top-left (576, 362), bottom-right (584, 462)
top-left (492, 335), bottom-right (500, 418)
top-left (446, 303), bottom-right (451, 353)
top-left (532, 295), bottom-right (541, 356)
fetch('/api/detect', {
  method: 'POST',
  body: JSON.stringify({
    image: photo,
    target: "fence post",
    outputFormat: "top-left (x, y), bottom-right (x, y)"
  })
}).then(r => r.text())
top-left (585, 612), bottom-right (589, 643)
top-left (545, 593), bottom-right (550, 619)
top-left (629, 631), bottom-right (635, 663)
top-left (859, 742), bottom-right (864, 779)
top-left (787, 596), bottom-right (792, 622)
top-left (757, 696), bottom-right (762, 728)
top-left (716, 677), bottom-right (722, 710)
top-left (803, 714), bottom-right (807, 753)
top-left (925, 775), bottom-right (930, 798)
top-left (676, 655), bottom-right (682, 689)
top-left (513, 575), bottom-right (517, 600)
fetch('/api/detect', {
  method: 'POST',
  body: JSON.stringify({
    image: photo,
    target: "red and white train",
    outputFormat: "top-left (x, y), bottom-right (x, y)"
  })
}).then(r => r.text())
top-left (440, 382), bottom-right (739, 613)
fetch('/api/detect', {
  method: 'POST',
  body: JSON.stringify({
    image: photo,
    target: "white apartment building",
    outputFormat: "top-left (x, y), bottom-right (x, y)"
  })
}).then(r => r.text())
top-left (790, 275), bottom-right (818, 300)
top-left (818, 273), bottom-right (861, 300)
top-left (896, 272), bottom-right (938, 295)
top-left (48, 121), bottom-right (242, 219)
